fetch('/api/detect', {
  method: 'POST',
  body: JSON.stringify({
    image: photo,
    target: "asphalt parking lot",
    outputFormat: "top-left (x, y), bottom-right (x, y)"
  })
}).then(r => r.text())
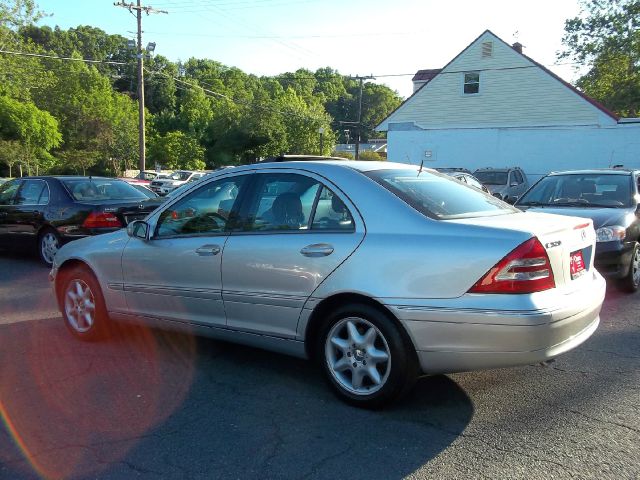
top-left (0, 252), bottom-right (638, 480)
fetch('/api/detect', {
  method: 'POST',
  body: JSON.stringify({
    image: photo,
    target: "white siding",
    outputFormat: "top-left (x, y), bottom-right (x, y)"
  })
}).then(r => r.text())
top-left (379, 32), bottom-right (616, 130)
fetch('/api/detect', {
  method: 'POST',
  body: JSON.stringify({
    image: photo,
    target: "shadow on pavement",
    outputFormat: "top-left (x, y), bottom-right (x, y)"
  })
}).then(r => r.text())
top-left (0, 318), bottom-right (473, 480)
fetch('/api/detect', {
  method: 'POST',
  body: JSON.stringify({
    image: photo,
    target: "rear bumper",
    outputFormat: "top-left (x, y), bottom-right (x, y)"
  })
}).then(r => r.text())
top-left (384, 270), bottom-right (606, 374)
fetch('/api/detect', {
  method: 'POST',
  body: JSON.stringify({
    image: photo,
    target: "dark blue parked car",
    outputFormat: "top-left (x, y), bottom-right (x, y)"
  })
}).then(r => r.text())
top-left (515, 169), bottom-right (640, 292)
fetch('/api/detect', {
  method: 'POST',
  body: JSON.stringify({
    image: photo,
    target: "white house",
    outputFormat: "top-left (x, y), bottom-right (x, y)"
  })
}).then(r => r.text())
top-left (377, 30), bottom-right (640, 183)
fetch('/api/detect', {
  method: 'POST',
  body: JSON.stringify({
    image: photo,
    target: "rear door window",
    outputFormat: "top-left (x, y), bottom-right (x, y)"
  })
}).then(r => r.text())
top-left (15, 180), bottom-right (48, 205)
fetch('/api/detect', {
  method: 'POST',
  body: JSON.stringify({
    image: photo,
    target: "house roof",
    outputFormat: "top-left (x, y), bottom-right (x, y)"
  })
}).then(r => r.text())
top-left (412, 69), bottom-right (442, 82)
top-left (377, 29), bottom-right (619, 130)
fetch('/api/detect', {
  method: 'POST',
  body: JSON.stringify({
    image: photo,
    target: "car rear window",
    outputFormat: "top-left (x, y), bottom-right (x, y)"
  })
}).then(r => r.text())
top-left (474, 171), bottom-right (508, 185)
top-left (365, 169), bottom-right (516, 220)
top-left (63, 179), bottom-right (149, 201)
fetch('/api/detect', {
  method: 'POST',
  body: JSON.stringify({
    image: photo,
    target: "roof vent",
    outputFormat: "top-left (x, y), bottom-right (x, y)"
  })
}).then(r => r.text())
top-left (512, 42), bottom-right (523, 54)
top-left (481, 41), bottom-right (493, 58)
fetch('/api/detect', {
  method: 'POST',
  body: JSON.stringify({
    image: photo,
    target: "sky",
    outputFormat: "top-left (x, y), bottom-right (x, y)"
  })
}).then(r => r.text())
top-left (35, 0), bottom-right (585, 99)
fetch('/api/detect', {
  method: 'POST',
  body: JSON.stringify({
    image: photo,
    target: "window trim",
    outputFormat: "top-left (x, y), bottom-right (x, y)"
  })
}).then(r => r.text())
top-left (462, 71), bottom-right (481, 96)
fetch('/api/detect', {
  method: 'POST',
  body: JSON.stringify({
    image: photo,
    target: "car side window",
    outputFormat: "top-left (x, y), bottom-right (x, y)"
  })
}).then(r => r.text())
top-left (311, 186), bottom-right (355, 231)
top-left (512, 170), bottom-right (524, 185)
top-left (0, 180), bottom-right (21, 205)
top-left (242, 173), bottom-right (321, 232)
top-left (155, 176), bottom-right (246, 238)
top-left (15, 180), bottom-right (47, 205)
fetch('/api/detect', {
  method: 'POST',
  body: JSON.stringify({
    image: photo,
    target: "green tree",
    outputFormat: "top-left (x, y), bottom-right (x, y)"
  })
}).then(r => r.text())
top-left (148, 131), bottom-right (206, 170)
top-left (561, 0), bottom-right (640, 116)
top-left (0, 94), bottom-right (61, 174)
top-left (0, 139), bottom-right (21, 176)
top-left (357, 150), bottom-right (385, 161)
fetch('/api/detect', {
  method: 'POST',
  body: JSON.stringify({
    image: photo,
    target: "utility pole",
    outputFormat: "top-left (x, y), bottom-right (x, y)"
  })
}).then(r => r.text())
top-left (352, 75), bottom-right (374, 160)
top-left (114, 1), bottom-right (167, 173)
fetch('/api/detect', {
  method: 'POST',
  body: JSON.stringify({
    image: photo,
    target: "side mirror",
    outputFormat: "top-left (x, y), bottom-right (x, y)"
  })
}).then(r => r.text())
top-left (127, 220), bottom-right (150, 240)
top-left (505, 195), bottom-right (519, 204)
top-left (510, 182), bottom-right (519, 187)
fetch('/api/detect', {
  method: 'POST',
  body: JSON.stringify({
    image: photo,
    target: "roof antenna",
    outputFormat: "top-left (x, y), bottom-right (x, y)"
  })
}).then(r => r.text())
top-left (418, 155), bottom-right (424, 176)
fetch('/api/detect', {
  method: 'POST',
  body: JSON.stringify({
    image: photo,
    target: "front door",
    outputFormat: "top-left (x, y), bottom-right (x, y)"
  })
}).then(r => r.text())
top-left (10, 179), bottom-right (49, 243)
top-left (0, 179), bottom-right (22, 247)
top-left (222, 171), bottom-right (365, 338)
top-left (121, 174), bottom-right (249, 326)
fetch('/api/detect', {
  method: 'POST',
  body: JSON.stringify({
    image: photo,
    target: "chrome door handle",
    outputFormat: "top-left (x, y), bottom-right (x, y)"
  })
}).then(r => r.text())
top-left (300, 243), bottom-right (334, 257)
top-left (195, 244), bottom-right (221, 256)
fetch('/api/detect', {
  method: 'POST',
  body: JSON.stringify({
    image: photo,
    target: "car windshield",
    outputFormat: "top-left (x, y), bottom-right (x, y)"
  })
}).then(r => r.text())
top-left (63, 178), bottom-right (149, 201)
top-left (169, 171), bottom-right (192, 181)
top-left (473, 171), bottom-right (508, 185)
top-left (365, 169), bottom-right (516, 220)
top-left (517, 173), bottom-right (633, 208)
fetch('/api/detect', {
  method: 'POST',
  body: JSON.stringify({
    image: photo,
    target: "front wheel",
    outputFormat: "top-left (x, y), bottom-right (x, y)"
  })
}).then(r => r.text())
top-left (619, 242), bottom-right (640, 293)
top-left (60, 266), bottom-right (109, 341)
top-left (318, 304), bottom-right (418, 408)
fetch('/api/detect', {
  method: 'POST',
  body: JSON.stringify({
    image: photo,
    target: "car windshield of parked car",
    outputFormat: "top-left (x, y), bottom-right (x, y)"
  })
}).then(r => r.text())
top-left (517, 173), bottom-right (633, 208)
top-left (366, 169), bottom-right (515, 219)
top-left (63, 179), bottom-right (149, 202)
top-left (168, 171), bottom-right (192, 181)
top-left (473, 171), bottom-right (508, 185)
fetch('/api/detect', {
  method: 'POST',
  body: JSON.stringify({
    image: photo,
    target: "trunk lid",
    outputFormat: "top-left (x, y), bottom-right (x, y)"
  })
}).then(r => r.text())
top-left (449, 211), bottom-right (596, 292)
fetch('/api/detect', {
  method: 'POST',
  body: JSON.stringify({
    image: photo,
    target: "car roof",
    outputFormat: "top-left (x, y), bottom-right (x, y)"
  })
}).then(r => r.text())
top-left (547, 169), bottom-right (638, 176)
top-left (18, 176), bottom-right (121, 181)
top-left (473, 168), bottom-right (517, 172)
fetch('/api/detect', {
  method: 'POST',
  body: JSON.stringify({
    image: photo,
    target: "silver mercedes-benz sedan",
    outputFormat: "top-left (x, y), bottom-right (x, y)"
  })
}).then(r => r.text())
top-left (50, 160), bottom-right (605, 408)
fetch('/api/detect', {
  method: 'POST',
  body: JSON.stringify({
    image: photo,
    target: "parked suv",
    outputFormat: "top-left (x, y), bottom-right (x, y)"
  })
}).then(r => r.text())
top-left (473, 167), bottom-right (528, 202)
top-left (149, 170), bottom-right (207, 196)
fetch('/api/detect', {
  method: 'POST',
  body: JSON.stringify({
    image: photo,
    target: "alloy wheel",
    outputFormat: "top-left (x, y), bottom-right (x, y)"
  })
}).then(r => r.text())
top-left (325, 317), bottom-right (391, 395)
top-left (64, 279), bottom-right (96, 333)
top-left (40, 232), bottom-right (59, 265)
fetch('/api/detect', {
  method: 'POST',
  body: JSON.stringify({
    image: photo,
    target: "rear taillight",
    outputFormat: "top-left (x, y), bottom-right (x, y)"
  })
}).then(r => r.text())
top-left (83, 212), bottom-right (123, 229)
top-left (468, 237), bottom-right (555, 294)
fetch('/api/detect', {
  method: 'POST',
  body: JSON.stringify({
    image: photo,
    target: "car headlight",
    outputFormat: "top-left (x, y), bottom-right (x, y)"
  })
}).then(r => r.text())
top-left (596, 226), bottom-right (626, 242)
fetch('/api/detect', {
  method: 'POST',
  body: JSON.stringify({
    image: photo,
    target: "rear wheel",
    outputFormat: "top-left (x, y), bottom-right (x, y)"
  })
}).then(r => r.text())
top-left (317, 304), bottom-right (418, 408)
top-left (60, 266), bottom-right (109, 341)
top-left (620, 242), bottom-right (640, 293)
top-left (38, 229), bottom-right (61, 267)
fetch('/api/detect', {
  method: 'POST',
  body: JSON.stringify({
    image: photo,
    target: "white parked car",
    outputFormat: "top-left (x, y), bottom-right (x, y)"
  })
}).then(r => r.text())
top-left (149, 170), bottom-right (207, 196)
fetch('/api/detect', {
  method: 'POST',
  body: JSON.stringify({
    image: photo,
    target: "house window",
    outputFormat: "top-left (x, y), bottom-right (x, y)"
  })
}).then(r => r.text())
top-left (463, 72), bottom-right (480, 95)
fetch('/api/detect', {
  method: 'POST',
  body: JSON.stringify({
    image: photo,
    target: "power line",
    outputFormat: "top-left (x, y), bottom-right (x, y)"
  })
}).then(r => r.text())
top-left (0, 49), bottom-right (128, 65)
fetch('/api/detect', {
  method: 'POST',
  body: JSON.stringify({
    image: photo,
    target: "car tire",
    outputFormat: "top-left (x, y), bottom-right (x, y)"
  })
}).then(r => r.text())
top-left (317, 303), bottom-right (418, 409)
top-left (38, 228), bottom-right (61, 268)
top-left (59, 265), bottom-right (110, 341)
top-left (619, 242), bottom-right (640, 293)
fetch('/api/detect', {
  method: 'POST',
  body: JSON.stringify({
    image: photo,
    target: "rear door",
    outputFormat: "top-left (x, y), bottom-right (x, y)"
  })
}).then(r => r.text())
top-left (221, 170), bottom-right (365, 338)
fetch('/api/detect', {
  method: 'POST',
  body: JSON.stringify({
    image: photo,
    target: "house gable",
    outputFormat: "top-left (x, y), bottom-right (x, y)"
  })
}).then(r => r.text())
top-left (377, 30), bottom-right (618, 131)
